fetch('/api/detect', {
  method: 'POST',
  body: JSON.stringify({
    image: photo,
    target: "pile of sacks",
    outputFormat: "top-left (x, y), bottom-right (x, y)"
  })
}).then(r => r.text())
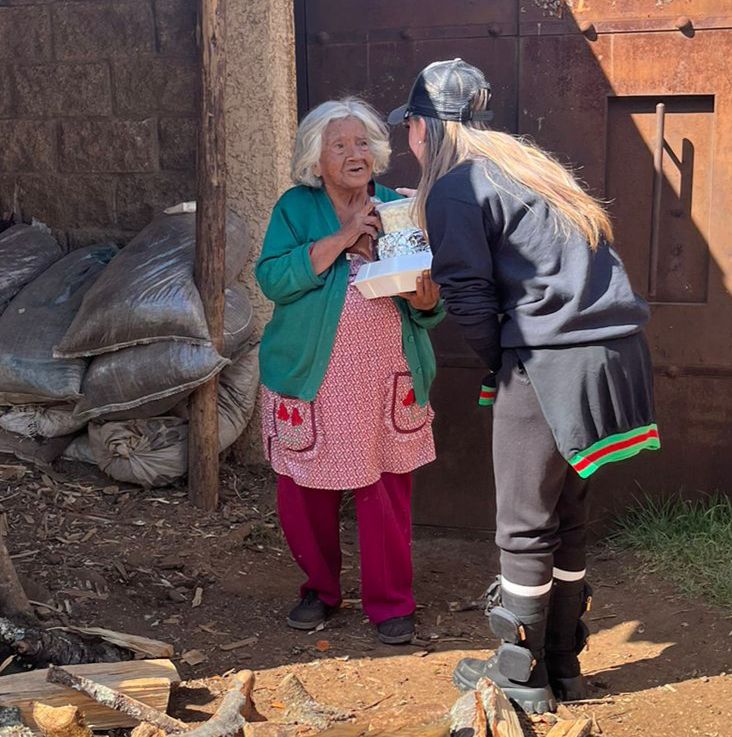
top-left (0, 208), bottom-right (259, 487)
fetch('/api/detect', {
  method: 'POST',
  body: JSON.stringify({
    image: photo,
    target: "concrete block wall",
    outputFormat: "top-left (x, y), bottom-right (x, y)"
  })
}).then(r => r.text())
top-left (0, 0), bottom-right (199, 247)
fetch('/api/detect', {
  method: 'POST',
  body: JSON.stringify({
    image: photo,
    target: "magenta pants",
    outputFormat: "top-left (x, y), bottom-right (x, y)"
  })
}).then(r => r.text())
top-left (276, 472), bottom-right (415, 624)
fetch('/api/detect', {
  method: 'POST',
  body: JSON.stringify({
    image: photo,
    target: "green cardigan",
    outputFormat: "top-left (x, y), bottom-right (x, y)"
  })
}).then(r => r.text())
top-left (256, 183), bottom-right (445, 407)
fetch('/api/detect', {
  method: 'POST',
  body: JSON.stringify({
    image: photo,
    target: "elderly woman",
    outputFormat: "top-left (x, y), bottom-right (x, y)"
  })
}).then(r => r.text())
top-left (256, 97), bottom-right (444, 645)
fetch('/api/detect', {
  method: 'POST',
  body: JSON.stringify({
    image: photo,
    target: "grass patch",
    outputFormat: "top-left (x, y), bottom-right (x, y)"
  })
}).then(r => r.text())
top-left (610, 493), bottom-right (732, 610)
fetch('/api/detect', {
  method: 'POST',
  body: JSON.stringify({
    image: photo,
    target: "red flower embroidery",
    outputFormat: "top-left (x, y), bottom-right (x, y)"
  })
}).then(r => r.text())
top-left (277, 402), bottom-right (289, 421)
top-left (402, 388), bottom-right (416, 407)
top-left (291, 407), bottom-right (303, 427)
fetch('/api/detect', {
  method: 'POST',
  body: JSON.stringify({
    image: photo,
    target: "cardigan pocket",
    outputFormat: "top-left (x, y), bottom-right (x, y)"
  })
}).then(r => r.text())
top-left (272, 396), bottom-right (317, 452)
top-left (388, 372), bottom-right (431, 435)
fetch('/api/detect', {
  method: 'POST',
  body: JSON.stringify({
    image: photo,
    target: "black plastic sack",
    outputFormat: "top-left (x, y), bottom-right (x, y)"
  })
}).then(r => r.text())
top-left (0, 224), bottom-right (63, 314)
top-left (74, 341), bottom-right (229, 420)
top-left (217, 348), bottom-right (259, 450)
top-left (55, 211), bottom-right (250, 358)
top-left (0, 403), bottom-right (86, 438)
top-left (86, 347), bottom-right (260, 487)
top-left (223, 282), bottom-right (255, 358)
top-left (0, 245), bottom-right (118, 404)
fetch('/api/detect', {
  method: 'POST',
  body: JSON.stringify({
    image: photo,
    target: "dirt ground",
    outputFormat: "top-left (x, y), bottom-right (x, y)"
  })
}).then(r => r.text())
top-left (1, 459), bottom-right (730, 737)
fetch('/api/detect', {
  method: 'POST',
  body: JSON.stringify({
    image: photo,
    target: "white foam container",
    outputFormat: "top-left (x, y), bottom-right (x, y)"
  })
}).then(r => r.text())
top-left (352, 252), bottom-right (433, 299)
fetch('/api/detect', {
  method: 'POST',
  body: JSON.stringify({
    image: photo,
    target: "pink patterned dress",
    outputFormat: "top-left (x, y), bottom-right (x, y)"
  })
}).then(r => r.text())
top-left (261, 257), bottom-right (436, 490)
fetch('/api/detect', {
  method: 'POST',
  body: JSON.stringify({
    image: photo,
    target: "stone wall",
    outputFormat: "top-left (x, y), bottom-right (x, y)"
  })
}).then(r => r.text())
top-left (0, 0), bottom-right (297, 464)
top-left (0, 0), bottom-right (199, 248)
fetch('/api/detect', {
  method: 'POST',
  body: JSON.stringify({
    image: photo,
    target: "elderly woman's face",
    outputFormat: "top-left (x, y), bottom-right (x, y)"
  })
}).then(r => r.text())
top-left (316, 117), bottom-right (374, 191)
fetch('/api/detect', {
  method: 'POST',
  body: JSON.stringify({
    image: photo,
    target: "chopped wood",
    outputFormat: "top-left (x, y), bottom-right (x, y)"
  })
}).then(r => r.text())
top-left (546, 718), bottom-right (593, 737)
top-left (450, 690), bottom-right (488, 736)
top-left (0, 618), bottom-right (134, 667)
top-left (274, 674), bottom-right (351, 731)
top-left (476, 678), bottom-right (524, 737)
top-left (131, 723), bottom-right (167, 737)
top-left (315, 722), bottom-right (451, 737)
top-left (0, 659), bottom-right (179, 733)
top-left (46, 665), bottom-right (187, 734)
top-left (243, 725), bottom-right (296, 737)
top-left (451, 680), bottom-right (523, 737)
top-left (178, 671), bottom-right (255, 737)
top-left (32, 705), bottom-right (92, 737)
top-left (56, 628), bottom-right (174, 659)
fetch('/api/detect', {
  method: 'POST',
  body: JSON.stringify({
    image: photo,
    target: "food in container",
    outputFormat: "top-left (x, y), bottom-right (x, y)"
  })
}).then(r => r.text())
top-left (376, 199), bottom-right (418, 233)
top-left (377, 228), bottom-right (429, 260)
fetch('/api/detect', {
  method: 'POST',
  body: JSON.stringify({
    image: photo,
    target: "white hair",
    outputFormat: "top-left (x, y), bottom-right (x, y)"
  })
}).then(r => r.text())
top-left (291, 97), bottom-right (391, 188)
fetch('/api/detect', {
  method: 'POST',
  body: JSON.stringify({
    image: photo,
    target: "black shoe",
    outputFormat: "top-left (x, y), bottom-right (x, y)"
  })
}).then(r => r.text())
top-left (286, 590), bottom-right (334, 631)
top-left (452, 589), bottom-right (557, 715)
top-left (545, 579), bottom-right (592, 701)
top-left (376, 614), bottom-right (415, 645)
top-left (453, 655), bottom-right (557, 715)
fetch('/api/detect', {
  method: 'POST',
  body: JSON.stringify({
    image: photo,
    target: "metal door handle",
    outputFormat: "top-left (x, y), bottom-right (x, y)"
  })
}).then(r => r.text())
top-left (649, 102), bottom-right (665, 298)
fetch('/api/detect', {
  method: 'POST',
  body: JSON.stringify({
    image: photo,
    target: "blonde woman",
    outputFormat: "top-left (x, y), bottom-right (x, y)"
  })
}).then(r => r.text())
top-left (256, 98), bottom-right (443, 645)
top-left (389, 60), bottom-right (659, 712)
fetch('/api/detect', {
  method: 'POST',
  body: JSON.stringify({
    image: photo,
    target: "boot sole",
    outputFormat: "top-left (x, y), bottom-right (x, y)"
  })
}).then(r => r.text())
top-left (551, 675), bottom-right (588, 702)
top-left (377, 631), bottom-right (414, 645)
top-left (286, 616), bottom-right (325, 631)
top-left (453, 670), bottom-right (557, 715)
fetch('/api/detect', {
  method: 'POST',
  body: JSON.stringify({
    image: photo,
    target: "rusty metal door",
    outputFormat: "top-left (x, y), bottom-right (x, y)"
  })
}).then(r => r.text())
top-left (295, 1), bottom-right (732, 531)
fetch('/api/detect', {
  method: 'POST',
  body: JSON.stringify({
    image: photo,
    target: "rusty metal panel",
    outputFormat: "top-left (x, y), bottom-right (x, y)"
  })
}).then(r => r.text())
top-left (413, 366), bottom-right (496, 532)
top-left (606, 96), bottom-right (714, 305)
top-left (296, 1), bottom-right (732, 531)
top-left (518, 33), bottom-right (612, 194)
top-left (519, 0), bottom-right (732, 34)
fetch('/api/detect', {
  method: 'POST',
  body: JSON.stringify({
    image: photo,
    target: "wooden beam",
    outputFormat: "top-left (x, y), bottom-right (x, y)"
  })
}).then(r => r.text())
top-left (0, 660), bottom-right (179, 733)
top-left (189, 0), bottom-right (227, 511)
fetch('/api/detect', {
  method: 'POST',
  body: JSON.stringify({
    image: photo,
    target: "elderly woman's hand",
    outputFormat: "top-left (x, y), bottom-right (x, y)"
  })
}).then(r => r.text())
top-left (340, 201), bottom-right (381, 249)
top-left (399, 270), bottom-right (440, 312)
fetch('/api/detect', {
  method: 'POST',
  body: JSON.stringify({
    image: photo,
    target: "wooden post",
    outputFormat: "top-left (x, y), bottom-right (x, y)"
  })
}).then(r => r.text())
top-left (189, 0), bottom-right (227, 511)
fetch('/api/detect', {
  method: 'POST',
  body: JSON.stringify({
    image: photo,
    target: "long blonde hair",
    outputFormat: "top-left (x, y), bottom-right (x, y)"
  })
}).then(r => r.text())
top-left (414, 95), bottom-right (613, 250)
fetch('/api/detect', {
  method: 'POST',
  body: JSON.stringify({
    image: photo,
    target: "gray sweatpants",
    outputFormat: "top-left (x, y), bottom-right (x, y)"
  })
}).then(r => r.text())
top-left (493, 349), bottom-right (590, 587)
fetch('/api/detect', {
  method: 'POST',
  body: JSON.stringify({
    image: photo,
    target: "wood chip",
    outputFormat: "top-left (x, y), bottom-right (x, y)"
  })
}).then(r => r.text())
top-left (199, 623), bottom-right (229, 636)
top-left (59, 627), bottom-right (174, 658)
top-left (219, 637), bottom-right (258, 651)
top-left (181, 650), bottom-right (208, 666)
top-left (0, 465), bottom-right (27, 482)
top-left (192, 587), bottom-right (204, 608)
top-left (546, 717), bottom-right (593, 737)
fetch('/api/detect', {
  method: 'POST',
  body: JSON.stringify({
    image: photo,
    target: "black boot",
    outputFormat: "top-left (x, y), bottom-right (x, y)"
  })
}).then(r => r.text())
top-left (545, 579), bottom-right (592, 701)
top-left (453, 589), bottom-right (557, 714)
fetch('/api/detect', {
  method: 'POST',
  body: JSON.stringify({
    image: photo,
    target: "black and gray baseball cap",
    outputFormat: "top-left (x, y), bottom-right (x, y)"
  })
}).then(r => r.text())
top-left (387, 58), bottom-right (493, 126)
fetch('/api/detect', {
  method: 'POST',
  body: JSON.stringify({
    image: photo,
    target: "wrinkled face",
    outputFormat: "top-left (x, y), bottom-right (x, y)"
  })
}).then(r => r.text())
top-left (315, 117), bottom-right (375, 192)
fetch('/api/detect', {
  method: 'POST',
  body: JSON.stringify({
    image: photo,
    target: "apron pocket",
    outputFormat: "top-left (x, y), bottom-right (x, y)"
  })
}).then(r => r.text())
top-left (389, 372), bottom-right (430, 434)
top-left (273, 397), bottom-right (317, 452)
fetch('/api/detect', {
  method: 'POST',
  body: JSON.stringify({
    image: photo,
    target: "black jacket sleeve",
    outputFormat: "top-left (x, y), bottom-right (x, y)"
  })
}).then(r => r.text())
top-left (426, 191), bottom-right (502, 375)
